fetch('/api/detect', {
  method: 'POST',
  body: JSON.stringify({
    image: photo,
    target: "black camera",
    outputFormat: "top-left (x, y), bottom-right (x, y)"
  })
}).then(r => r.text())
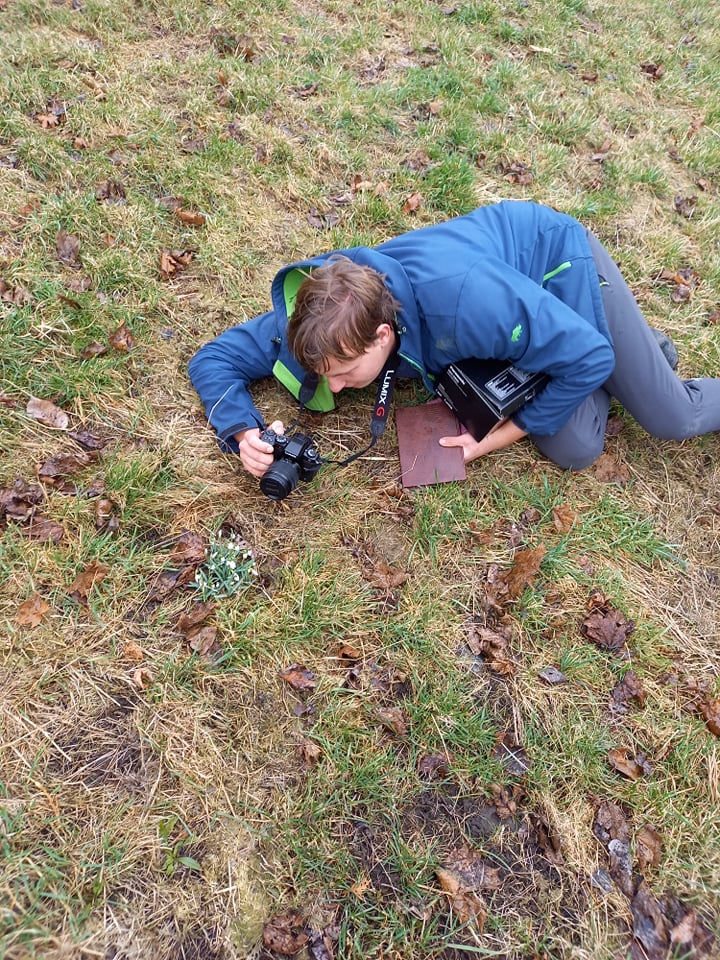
top-left (258, 429), bottom-right (323, 501)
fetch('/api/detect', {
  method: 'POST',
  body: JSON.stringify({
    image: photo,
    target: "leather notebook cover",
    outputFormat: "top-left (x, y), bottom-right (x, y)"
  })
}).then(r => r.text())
top-left (395, 399), bottom-right (466, 488)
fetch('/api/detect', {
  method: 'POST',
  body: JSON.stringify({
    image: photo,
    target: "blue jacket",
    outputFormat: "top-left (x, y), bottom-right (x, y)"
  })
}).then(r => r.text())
top-left (189, 200), bottom-right (614, 450)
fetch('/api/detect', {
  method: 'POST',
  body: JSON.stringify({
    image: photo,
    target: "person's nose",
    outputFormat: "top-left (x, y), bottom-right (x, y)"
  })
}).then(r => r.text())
top-left (326, 376), bottom-right (345, 392)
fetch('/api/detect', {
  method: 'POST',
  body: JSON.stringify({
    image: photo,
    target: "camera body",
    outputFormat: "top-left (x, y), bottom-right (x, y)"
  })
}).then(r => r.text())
top-left (259, 429), bottom-right (322, 501)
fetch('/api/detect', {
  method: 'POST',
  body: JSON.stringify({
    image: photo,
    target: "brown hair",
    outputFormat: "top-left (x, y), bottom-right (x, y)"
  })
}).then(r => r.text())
top-left (287, 256), bottom-right (401, 372)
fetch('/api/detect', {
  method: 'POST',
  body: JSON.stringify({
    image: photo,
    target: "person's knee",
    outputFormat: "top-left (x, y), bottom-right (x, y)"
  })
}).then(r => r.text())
top-left (533, 434), bottom-right (604, 471)
top-left (639, 410), bottom-right (695, 442)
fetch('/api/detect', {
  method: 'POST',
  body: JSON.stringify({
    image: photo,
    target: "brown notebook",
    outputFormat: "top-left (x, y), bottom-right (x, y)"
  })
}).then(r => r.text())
top-left (395, 399), bottom-right (466, 488)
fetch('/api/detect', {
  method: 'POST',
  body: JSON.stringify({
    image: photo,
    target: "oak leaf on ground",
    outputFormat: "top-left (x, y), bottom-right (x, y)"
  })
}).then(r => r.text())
top-left (68, 562), bottom-right (109, 603)
top-left (497, 544), bottom-right (546, 599)
top-left (16, 595), bottom-right (50, 628)
top-left (582, 600), bottom-right (634, 652)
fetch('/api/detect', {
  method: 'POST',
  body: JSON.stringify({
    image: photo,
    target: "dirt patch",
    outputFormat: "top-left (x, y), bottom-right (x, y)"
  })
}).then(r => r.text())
top-left (47, 687), bottom-right (159, 796)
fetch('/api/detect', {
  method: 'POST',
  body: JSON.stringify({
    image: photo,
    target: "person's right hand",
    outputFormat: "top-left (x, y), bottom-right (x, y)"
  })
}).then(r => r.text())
top-left (235, 420), bottom-right (285, 477)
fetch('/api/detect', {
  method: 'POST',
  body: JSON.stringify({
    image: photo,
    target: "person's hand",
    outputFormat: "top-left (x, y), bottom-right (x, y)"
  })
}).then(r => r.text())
top-left (439, 419), bottom-right (528, 462)
top-left (235, 420), bottom-right (285, 477)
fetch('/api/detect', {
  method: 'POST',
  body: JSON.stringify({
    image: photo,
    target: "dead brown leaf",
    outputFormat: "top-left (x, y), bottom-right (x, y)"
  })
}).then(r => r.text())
top-left (640, 62), bottom-right (665, 80)
top-left (24, 514), bottom-right (65, 543)
top-left (95, 497), bottom-right (120, 532)
top-left (95, 180), bottom-right (126, 203)
top-left (159, 248), bottom-right (194, 280)
top-left (262, 910), bottom-right (309, 956)
top-left (336, 642), bottom-right (361, 664)
top-left (0, 278), bottom-right (32, 306)
top-left (132, 667), bottom-right (153, 690)
top-left (538, 664), bottom-right (568, 685)
top-left (149, 565), bottom-right (196, 601)
top-left (498, 544), bottom-right (546, 599)
top-left (68, 428), bottom-right (107, 451)
top-left (635, 824), bottom-right (662, 873)
top-left (1, 479), bottom-right (45, 521)
top-left (581, 598), bottom-right (634, 652)
top-left (26, 397), bottom-right (70, 430)
top-left (631, 881), bottom-right (669, 955)
top-left (551, 504), bottom-right (576, 533)
top-left (210, 28), bottom-right (256, 60)
top-left (16, 595), bottom-right (50, 628)
top-left (279, 663), bottom-right (317, 692)
top-left (362, 559), bottom-right (408, 591)
top-left (68, 561), bottom-right (109, 603)
top-left (123, 640), bottom-right (145, 661)
top-left (375, 706), bottom-right (408, 737)
top-left (674, 194), bottom-right (697, 219)
top-left (291, 82), bottom-right (319, 98)
top-left (611, 670), bottom-right (646, 709)
top-left (467, 623), bottom-right (516, 675)
top-left (109, 321), bottom-right (135, 352)
top-left (171, 531), bottom-right (206, 565)
top-left (698, 698), bottom-right (720, 736)
top-left (36, 112), bottom-right (61, 129)
top-left (350, 874), bottom-right (371, 898)
top-left (608, 747), bottom-right (652, 780)
top-left (307, 207), bottom-right (340, 230)
top-left (418, 752), bottom-right (452, 780)
top-left (489, 782), bottom-right (526, 820)
top-left (178, 602), bottom-right (216, 633)
top-left (298, 739), bottom-right (322, 767)
top-left (593, 800), bottom-right (631, 845)
top-left (56, 229), bottom-right (81, 267)
top-left (186, 624), bottom-right (220, 657)
top-left (174, 208), bottom-right (206, 227)
top-left (402, 191), bottom-right (423, 214)
top-left (492, 731), bottom-right (530, 775)
top-left (177, 602), bottom-right (220, 656)
top-left (436, 868), bottom-right (487, 928)
top-left (501, 160), bottom-right (534, 185)
top-left (36, 450), bottom-right (92, 490)
top-left (442, 847), bottom-right (503, 892)
top-left (593, 452), bottom-right (631, 486)
top-left (80, 341), bottom-right (108, 358)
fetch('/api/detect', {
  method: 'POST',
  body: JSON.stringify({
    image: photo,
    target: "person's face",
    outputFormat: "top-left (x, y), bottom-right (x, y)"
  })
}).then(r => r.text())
top-left (320, 324), bottom-right (395, 393)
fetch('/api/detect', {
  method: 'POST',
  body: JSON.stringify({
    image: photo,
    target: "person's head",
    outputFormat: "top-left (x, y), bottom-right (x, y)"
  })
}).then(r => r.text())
top-left (287, 256), bottom-right (401, 392)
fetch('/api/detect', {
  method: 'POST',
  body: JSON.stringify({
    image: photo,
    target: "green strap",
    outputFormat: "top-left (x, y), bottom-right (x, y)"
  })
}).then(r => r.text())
top-left (542, 261), bottom-right (572, 284)
top-left (283, 267), bottom-right (313, 316)
top-left (273, 360), bottom-right (335, 412)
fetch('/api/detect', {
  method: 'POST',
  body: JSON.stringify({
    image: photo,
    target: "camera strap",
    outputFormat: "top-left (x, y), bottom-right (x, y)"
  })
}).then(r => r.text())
top-left (335, 347), bottom-right (400, 467)
top-left (294, 347), bottom-right (401, 468)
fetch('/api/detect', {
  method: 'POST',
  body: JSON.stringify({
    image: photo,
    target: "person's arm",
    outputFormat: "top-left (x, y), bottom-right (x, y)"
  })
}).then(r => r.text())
top-left (439, 418), bottom-right (527, 462)
top-left (188, 311), bottom-right (281, 451)
top-left (448, 260), bottom-right (615, 437)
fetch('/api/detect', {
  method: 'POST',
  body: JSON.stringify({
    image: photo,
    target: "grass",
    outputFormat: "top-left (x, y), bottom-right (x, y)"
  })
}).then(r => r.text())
top-left (1, 0), bottom-right (720, 957)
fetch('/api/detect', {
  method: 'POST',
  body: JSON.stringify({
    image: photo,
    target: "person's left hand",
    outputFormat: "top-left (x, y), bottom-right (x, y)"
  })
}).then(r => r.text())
top-left (439, 419), bottom-right (528, 462)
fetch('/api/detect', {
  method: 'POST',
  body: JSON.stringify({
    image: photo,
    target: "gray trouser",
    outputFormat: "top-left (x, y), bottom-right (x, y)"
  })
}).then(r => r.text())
top-left (530, 231), bottom-right (720, 469)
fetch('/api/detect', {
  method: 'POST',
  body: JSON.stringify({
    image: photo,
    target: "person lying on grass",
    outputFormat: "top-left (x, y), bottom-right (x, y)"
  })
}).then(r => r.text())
top-left (189, 200), bottom-right (720, 478)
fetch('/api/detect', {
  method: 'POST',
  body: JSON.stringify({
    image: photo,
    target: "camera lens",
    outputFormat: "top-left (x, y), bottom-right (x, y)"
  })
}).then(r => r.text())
top-left (259, 460), bottom-right (301, 501)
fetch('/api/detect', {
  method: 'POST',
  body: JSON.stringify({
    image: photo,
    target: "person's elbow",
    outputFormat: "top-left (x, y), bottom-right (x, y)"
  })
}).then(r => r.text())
top-left (586, 339), bottom-right (615, 390)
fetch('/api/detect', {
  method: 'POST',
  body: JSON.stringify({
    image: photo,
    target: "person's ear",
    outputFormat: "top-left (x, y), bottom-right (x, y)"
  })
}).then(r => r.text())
top-left (374, 323), bottom-right (394, 346)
